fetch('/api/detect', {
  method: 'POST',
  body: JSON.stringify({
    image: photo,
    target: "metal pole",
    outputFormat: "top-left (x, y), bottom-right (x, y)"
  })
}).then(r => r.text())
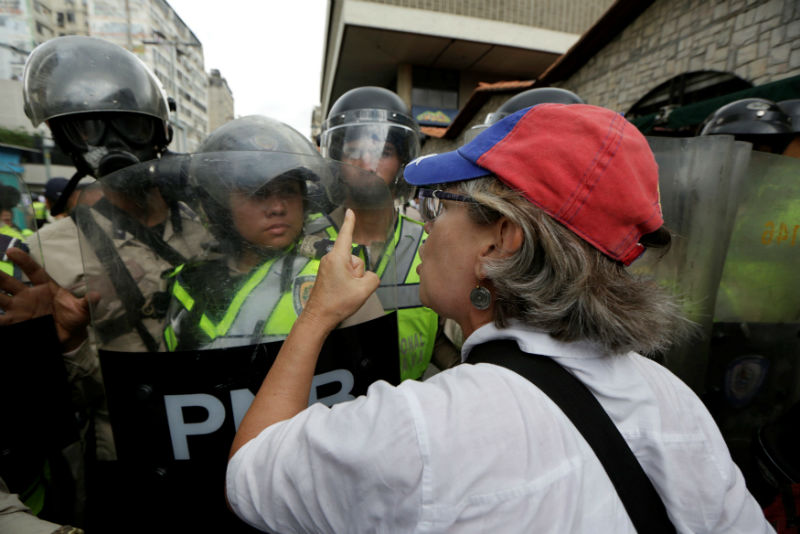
top-left (43, 137), bottom-right (54, 181)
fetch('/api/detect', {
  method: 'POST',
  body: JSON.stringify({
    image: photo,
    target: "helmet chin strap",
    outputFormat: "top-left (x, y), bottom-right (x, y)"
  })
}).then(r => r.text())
top-left (49, 148), bottom-right (146, 216)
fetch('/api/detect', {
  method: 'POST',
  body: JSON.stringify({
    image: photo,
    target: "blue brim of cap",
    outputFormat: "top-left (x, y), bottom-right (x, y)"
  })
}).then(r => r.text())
top-left (403, 148), bottom-right (491, 186)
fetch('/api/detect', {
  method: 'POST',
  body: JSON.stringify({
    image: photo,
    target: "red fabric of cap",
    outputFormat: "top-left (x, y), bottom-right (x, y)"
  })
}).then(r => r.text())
top-left (476, 104), bottom-right (663, 265)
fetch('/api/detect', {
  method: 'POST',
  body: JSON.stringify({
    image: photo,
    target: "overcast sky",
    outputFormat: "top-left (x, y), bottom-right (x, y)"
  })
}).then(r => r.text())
top-left (166, 1), bottom-right (328, 139)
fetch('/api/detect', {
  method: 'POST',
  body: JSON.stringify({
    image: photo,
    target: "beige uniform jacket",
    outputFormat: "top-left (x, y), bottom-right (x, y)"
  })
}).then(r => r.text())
top-left (0, 477), bottom-right (65, 534)
top-left (29, 203), bottom-right (211, 461)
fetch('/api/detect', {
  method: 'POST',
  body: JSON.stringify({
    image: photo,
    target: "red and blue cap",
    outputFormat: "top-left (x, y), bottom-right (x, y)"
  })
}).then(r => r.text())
top-left (404, 103), bottom-right (663, 265)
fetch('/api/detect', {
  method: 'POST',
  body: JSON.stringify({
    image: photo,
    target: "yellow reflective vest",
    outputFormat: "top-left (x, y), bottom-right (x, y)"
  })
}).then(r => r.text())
top-left (165, 254), bottom-right (319, 351)
top-left (306, 213), bottom-right (438, 380)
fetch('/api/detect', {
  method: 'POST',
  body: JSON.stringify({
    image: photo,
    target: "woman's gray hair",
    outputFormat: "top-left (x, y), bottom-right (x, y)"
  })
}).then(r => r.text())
top-left (455, 176), bottom-right (694, 356)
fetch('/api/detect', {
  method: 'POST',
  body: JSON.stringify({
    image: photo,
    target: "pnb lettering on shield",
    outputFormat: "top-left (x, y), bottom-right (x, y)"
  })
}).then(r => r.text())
top-left (164, 369), bottom-right (355, 460)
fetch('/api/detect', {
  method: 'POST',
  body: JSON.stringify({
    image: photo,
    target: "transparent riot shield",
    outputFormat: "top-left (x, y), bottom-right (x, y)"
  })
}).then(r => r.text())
top-left (703, 150), bottom-right (800, 499)
top-left (82, 151), bottom-right (400, 531)
top-left (74, 154), bottom-right (210, 353)
top-left (631, 135), bottom-right (751, 392)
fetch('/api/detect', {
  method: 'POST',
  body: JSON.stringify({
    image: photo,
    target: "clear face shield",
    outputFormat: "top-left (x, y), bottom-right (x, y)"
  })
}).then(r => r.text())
top-left (321, 109), bottom-right (420, 206)
top-left (76, 152), bottom-right (400, 510)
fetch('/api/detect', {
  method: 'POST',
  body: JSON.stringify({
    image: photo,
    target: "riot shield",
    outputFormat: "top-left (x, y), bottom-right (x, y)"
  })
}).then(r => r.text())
top-left (83, 150), bottom-right (400, 531)
top-left (632, 135), bottom-right (751, 392)
top-left (73, 154), bottom-right (211, 353)
top-left (703, 150), bottom-right (800, 502)
top-left (0, 169), bottom-right (80, 525)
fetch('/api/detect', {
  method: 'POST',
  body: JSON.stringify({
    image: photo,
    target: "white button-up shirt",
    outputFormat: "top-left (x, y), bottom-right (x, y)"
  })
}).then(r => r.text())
top-left (227, 322), bottom-right (772, 533)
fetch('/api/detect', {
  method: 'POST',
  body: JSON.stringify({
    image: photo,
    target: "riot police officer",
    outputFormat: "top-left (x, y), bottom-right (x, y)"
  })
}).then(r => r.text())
top-left (1, 35), bottom-right (210, 530)
top-left (21, 35), bottom-right (211, 355)
top-left (164, 115), bottom-right (383, 351)
top-left (0, 183), bottom-right (30, 280)
top-left (466, 87), bottom-right (585, 141)
top-left (319, 86), bottom-right (458, 380)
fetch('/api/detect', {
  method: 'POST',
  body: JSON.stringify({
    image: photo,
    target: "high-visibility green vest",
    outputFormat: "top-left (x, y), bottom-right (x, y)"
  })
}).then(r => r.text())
top-left (33, 201), bottom-right (47, 221)
top-left (308, 213), bottom-right (438, 380)
top-left (305, 212), bottom-right (339, 239)
top-left (0, 224), bottom-right (24, 240)
top-left (1, 233), bottom-right (25, 279)
top-left (165, 254), bottom-right (319, 351)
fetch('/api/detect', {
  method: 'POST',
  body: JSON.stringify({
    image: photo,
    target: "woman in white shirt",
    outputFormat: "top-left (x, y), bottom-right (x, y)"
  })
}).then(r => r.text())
top-left (226, 103), bottom-right (772, 533)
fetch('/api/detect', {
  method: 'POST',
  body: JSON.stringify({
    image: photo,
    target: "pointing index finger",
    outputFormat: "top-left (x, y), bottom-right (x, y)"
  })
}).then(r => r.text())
top-left (332, 208), bottom-right (356, 256)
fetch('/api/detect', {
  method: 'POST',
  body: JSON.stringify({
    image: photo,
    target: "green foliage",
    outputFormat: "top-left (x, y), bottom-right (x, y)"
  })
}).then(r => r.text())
top-left (0, 126), bottom-right (38, 148)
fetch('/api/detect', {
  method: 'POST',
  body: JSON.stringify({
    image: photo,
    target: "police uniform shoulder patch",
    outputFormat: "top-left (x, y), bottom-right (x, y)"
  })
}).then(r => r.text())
top-left (293, 274), bottom-right (317, 315)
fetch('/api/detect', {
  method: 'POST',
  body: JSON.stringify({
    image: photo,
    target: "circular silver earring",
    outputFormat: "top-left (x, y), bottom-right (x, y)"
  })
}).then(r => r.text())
top-left (469, 284), bottom-right (491, 310)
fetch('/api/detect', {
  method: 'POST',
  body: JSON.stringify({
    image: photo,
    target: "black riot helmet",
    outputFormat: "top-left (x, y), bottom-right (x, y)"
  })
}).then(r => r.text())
top-left (699, 98), bottom-right (793, 153)
top-left (321, 86), bottom-right (420, 203)
top-left (191, 115), bottom-right (328, 254)
top-left (466, 87), bottom-right (584, 142)
top-left (777, 99), bottom-right (800, 133)
top-left (24, 36), bottom-right (172, 182)
top-left (487, 87), bottom-right (584, 125)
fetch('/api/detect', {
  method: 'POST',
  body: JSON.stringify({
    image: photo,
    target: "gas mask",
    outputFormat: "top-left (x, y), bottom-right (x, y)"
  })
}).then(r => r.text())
top-left (51, 113), bottom-right (163, 179)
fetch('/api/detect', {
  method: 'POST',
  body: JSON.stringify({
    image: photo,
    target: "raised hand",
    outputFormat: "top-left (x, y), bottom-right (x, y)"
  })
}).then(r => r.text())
top-left (301, 209), bottom-right (380, 332)
top-left (0, 247), bottom-right (92, 350)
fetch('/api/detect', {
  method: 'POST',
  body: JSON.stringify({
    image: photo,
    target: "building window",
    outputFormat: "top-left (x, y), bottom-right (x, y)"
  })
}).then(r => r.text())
top-left (36, 21), bottom-right (53, 37)
top-left (411, 67), bottom-right (459, 127)
top-left (411, 87), bottom-right (458, 110)
top-left (34, 1), bottom-right (51, 15)
top-left (57, 12), bottom-right (64, 27)
top-left (67, 12), bottom-right (75, 23)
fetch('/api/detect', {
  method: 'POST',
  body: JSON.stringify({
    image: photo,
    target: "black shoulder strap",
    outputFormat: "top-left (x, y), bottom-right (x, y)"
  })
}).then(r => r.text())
top-left (467, 339), bottom-right (675, 533)
top-left (71, 205), bottom-right (159, 352)
top-left (91, 197), bottom-right (187, 267)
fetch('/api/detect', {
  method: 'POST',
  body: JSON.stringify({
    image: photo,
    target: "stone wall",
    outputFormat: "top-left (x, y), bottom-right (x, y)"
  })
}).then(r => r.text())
top-left (561, 0), bottom-right (800, 112)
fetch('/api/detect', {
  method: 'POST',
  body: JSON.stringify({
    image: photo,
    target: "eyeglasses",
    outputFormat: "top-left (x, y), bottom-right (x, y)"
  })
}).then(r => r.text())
top-left (417, 188), bottom-right (477, 222)
top-left (57, 114), bottom-right (157, 149)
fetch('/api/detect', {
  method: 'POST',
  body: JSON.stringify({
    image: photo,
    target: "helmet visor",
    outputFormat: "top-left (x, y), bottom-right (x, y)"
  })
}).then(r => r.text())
top-left (321, 109), bottom-right (420, 172)
top-left (321, 111), bottom-right (420, 206)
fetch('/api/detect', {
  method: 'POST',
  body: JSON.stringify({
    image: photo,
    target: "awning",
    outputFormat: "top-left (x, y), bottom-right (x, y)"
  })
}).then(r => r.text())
top-left (631, 74), bottom-right (800, 135)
